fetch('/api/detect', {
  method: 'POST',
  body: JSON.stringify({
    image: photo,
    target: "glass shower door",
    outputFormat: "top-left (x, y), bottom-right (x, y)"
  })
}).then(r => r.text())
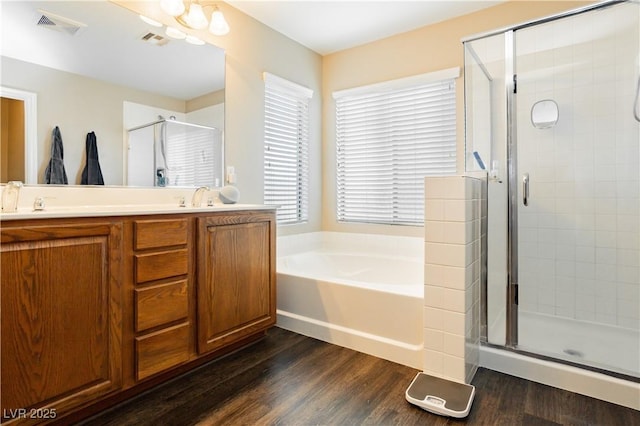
top-left (513, 2), bottom-right (640, 377)
top-left (464, 33), bottom-right (509, 347)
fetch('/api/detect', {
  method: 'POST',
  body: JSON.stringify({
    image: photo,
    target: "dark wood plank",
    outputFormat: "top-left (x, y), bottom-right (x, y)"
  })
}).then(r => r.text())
top-left (80, 328), bottom-right (640, 426)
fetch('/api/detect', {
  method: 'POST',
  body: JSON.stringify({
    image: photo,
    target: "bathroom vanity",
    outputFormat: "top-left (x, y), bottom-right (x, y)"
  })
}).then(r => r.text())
top-left (0, 191), bottom-right (276, 425)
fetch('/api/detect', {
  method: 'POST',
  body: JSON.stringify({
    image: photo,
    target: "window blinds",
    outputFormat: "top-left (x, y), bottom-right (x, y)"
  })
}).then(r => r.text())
top-left (263, 72), bottom-right (313, 225)
top-left (335, 70), bottom-right (457, 225)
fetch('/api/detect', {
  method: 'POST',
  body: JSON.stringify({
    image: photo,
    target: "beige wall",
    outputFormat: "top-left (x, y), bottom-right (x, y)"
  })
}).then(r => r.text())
top-left (1, 56), bottom-right (186, 185)
top-left (116, 1), bottom-right (324, 235)
top-left (3, 1), bottom-right (594, 235)
top-left (322, 0), bottom-right (593, 237)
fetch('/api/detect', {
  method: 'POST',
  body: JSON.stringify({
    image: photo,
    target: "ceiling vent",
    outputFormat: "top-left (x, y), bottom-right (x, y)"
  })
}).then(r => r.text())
top-left (34, 9), bottom-right (87, 36)
top-left (140, 32), bottom-right (169, 47)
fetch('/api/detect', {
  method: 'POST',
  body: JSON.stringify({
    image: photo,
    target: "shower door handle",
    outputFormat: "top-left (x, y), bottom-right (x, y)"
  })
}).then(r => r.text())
top-left (523, 173), bottom-right (529, 206)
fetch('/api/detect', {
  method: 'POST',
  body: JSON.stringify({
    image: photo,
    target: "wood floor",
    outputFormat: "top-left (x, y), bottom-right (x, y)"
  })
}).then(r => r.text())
top-left (81, 327), bottom-right (639, 426)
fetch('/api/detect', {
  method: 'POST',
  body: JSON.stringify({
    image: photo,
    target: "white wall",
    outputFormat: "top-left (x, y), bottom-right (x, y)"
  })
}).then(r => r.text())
top-left (1, 57), bottom-right (187, 185)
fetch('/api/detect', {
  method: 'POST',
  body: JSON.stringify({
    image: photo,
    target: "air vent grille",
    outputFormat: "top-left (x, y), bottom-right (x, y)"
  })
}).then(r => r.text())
top-left (140, 32), bottom-right (169, 46)
top-left (34, 9), bottom-right (87, 36)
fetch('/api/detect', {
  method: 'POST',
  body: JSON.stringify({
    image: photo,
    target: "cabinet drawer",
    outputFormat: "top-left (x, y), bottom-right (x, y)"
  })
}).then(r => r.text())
top-left (135, 280), bottom-right (188, 332)
top-left (135, 323), bottom-right (190, 381)
top-left (134, 219), bottom-right (188, 250)
top-left (135, 249), bottom-right (188, 283)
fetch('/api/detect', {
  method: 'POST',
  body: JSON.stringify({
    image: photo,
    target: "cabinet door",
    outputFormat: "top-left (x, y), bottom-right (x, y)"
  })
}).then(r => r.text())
top-left (196, 212), bottom-right (275, 354)
top-left (1, 222), bottom-right (123, 421)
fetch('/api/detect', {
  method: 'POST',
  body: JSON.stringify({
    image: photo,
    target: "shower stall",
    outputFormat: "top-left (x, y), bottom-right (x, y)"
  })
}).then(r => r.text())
top-left (464, 0), bottom-right (639, 382)
top-left (127, 118), bottom-right (223, 187)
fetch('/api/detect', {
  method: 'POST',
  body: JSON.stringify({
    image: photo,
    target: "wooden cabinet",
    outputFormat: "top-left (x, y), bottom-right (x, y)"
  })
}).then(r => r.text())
top-left (0, 209), bottom-right (275, 424)
top-left (132, 218), bottom-right (191, 381)
top-left (196, 212), bottom-right (276, 355)
top-left (1, 221), bottom-right (123, 423)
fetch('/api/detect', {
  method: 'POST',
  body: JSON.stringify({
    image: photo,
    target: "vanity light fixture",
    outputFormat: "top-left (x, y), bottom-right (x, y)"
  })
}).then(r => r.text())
top-left (165, 26), bottom-right (186, 39)
top-left (185, 34), bottom-right (205, 45)
top-left (139, 15), bottom-right (163, 27)
top-left (160, 0), bottom-right (229, 36)
top-left (209, 7), bottom-right (230, 36)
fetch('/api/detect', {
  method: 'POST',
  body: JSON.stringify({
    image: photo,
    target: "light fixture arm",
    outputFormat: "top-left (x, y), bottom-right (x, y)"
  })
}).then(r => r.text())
top-left (163, 0), bottom-right (229, 35)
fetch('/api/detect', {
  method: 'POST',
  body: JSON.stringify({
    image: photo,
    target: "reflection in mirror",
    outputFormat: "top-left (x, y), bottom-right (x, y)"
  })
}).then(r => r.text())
top-left (0, 0), bottom-right (225, 186)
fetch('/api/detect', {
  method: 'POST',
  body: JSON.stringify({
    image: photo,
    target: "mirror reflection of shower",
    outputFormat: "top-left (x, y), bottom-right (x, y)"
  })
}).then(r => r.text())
top-left (127, 118), bottom-right (223, 187)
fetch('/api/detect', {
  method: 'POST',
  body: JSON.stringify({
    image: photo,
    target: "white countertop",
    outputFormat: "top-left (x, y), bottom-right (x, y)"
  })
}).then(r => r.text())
top-left (0, 185), bottom-right (276, 221)
top-left (0, 203), bottom-right (275, 221)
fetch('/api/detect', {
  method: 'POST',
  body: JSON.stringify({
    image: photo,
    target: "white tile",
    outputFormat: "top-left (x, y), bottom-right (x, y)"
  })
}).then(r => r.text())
top-left (576, 246), bottom-right (595, 262)
top-left (424, 200), bottom-right (445, 221)
top-left (444, 221), bottom-right (473, 244)
top-left (595, 214), bottom-right (617, 231)
top-left (424, 328), bottom-right (444, 352)
top-left (617, 249), bottom-right (640, 267)
top-left (616, 283), bottom-right (640, 302)
top-left (556, 260), bottom-right (576, 277)
top-left (596, 247), bottom-right (617, 265)
top-left (595, 263), bottom-right (616, 281)
top-left (618, 215), bottom-right (640, 232)
top-left (443, 332), bottom-right (465, 358)
top-left (617, 266), bottom-right (639, 284)
top-left (595, 231), bottom-right (617, 248)
top-left (425, 177), bottom-right (466, 200)
top-left (617, 232), bottom-right (639, 250)
top-left (576, 293), bottom-right (595, 312)
top-left (424, 285), bottom-right (444, 308)
top-left (442, 354), bottom-right (466, 383)
top-left (424, 307), bottom-right (444, 330)
top-left (441, 288), bottom-right (465, 313)
top-left (444, 200), bottom-right (473, 222)
top-left (595, 295), bottom-right (617, 315)
top-left (423, 349), bottom-right (444, 376)
top-left (425, 242), bottom-right (467, 268)
top-left (424, 263), bottom-right (444, 286)
top-left (618, 300), bottom-right (640, 320)
top-left (424, 221), bottom-right (445, 242)
top-left (441, 310), bottom-right (465, 335)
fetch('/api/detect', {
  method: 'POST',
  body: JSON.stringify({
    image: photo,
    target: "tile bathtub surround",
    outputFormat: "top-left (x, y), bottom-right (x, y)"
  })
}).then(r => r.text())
top-left (423, 176), bottom-right (485, 384)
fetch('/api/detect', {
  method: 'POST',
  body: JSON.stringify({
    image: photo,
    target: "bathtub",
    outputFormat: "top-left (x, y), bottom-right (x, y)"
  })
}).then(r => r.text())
top-left (276, 232), bottom-right (424, 369)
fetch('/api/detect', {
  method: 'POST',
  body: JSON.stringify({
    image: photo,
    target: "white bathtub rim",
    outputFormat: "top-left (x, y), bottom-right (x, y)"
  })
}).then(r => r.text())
top-left (276, 271), bottom-right (423, 298)
top-left (277, 231), bottom-right (424, 260)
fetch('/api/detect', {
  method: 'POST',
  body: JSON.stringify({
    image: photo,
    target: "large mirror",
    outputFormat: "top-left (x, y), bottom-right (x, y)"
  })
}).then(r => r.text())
top-left (0, 0), bottom-right (225, 186)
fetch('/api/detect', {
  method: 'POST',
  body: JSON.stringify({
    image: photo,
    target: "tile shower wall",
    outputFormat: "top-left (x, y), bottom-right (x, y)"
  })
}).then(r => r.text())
top-left (423, 176), bottom-right (484, 384)
top-left (515, 6), bottom-right (640, 329)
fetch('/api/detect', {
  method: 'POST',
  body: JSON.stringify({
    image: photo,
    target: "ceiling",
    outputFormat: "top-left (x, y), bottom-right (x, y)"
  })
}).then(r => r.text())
top-left (226, 0), bottom-right (505, 55)
top-left (1, 1), bottom-right (225, 100)
top-left (0, 1), bottom-right (505, 101)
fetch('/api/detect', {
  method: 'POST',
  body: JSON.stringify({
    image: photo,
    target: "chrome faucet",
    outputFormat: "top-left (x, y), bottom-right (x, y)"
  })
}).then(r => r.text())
top-left (33, 196), bottom-right (46, 211)
top-left (191, 186), bottom-right (209, 207)
top-left (2, 181), bottom-right (23, 213)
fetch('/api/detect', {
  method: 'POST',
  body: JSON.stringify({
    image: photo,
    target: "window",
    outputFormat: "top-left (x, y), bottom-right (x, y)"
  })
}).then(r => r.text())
top-left (263, 72), bottom-right (313, 225)
top-left (334, 68), bottom-right (458, 225)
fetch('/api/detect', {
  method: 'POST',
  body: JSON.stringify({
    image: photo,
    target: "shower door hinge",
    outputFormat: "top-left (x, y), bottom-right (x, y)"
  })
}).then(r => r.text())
top-left (514, 283), bottom-right (519, 305)
top-left (513, 74), bottom-right (518, 94)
